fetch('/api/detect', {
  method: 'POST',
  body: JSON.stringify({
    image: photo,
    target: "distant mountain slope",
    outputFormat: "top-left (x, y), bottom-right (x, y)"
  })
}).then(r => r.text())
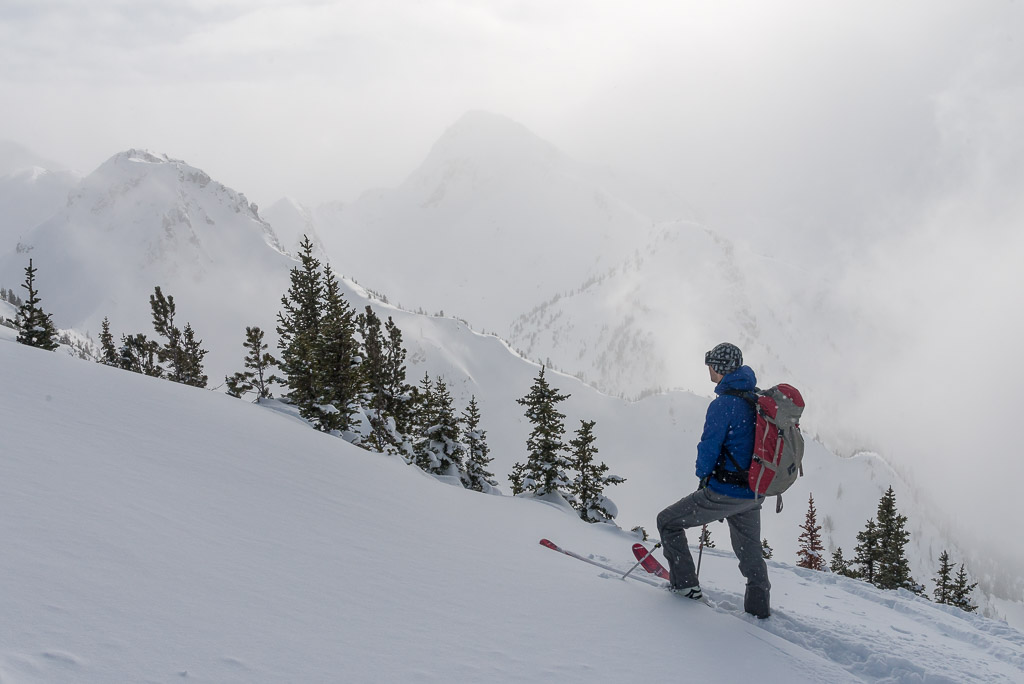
top-left (0, 150), bottom-right (292, 379)
top-left (313, 111), bottom-right (656, 332)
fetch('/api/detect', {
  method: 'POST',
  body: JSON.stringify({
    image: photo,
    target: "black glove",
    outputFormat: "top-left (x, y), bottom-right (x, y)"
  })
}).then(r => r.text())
top-left (698, 476), bottom-right (710, 490)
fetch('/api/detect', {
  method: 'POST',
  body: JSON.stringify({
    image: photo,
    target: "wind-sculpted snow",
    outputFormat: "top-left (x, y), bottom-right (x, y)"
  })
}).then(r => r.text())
top-left (2, 332), bottom-right (1022, 682)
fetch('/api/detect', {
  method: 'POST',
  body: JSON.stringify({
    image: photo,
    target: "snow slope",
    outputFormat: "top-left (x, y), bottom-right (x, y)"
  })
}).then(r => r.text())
top-left (3, 333), bottom-right (1023, 683)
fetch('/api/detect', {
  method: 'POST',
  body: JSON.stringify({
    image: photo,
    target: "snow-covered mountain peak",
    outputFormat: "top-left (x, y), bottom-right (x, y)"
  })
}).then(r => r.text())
top-left (402, 110), bottom-right (572, 209)
top-left (67, 149), bottom-right (284, 257)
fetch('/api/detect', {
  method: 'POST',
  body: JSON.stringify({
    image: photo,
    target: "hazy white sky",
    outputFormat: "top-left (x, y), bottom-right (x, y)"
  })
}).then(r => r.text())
top-left (3, 1), bottom-right (1024, 560)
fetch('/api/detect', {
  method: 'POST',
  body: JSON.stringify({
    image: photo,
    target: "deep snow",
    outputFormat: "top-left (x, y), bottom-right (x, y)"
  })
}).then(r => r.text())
top-left (2, 332), bottom-right (1023, 683)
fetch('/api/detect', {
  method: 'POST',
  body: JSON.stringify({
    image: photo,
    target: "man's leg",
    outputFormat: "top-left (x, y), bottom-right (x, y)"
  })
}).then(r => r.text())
top-left (657, 489), bottom-right (743, 590)
top-left (726, 505), bottom-right (771, 618)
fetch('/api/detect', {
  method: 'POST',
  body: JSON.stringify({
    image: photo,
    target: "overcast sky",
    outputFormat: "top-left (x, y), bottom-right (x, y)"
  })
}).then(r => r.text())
top-left (3, 1), bottom-right (1024, 562)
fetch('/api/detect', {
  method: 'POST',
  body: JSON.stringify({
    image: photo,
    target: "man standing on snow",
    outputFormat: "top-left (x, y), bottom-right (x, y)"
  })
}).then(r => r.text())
top-left (656, 342), bottom-right (771, 619)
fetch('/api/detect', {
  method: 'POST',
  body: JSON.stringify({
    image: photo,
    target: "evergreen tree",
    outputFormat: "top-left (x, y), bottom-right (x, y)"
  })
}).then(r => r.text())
top-left (277, 236), bottom-right (326, 427)
top-left (512, 366), bottom-right (572, 496)
top-left (413, 376), bottom-right (464, 477)
top-left (99, 317), bottom-right (119, 366)
top-left (797, 493), bottom-right (826, 571)
top-left (852, 518), bottom-right (880, 583)
top-left (874, 486), bottom-right (919, 592)
top-left (178, 323), bottom-right (208, 388)
top-left (567, 420), bottom-right (624, 523)
top-left (149, 286), bottom-right (207, 387)
top-left (316, 265), bottom-right (362, 434)
top-left (382, 316), bottom-right (413, 436)
top-left (118, 333), bottom-right (162, 377)
top-left (226, 326), bottom-right (282, 400)
top-left (509, 462), bottom-right (527, 496)
top-left (699, 526), bottom-right (715, 549)
top-left (357, 307), bottom-right (413, 452)
top-left (933, 550), bottom-right (956, 605)
top-left (462, 396), bottom-right (497, 492)
top-left (15, 258), bottom-right (59, 350)
top-left (951, 564), bottom-right (979, 612)
top-left (762, 538), bottom-right (774, 560)
top-left (409, 372), bottom-right (436, 466)
top-left (830, 547), bottom-right (854, 577)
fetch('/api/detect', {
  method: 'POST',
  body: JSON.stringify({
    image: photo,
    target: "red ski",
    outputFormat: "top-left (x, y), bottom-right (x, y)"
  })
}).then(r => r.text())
top-left (632, 543), bottom-right (671, 580)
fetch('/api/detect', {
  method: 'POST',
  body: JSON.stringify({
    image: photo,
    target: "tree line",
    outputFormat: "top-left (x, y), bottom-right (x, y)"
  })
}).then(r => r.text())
top-left (6, 243), bottom-right (624, 520)
top-left (790, 488), bottom-right (978, 612)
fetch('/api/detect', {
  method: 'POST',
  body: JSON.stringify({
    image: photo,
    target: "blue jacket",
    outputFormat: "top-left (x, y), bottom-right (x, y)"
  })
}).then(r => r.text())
top-left (696, 365), bottom-right (758, 499)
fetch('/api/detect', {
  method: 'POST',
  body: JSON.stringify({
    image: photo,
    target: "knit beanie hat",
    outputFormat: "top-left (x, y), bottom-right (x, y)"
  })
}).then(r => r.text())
top-left (705, 342), bottom-right (743, 375)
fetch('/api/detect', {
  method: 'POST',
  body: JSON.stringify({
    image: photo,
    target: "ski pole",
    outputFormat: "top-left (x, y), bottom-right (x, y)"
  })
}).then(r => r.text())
top-left (622, 542), bottom-right (662, 580)
top-left (696, 524), bottom-right (708, 579)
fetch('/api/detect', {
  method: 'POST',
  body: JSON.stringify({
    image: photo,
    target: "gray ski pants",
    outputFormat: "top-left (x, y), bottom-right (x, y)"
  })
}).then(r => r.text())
top-left (657, 487), bottom-right (771, 616)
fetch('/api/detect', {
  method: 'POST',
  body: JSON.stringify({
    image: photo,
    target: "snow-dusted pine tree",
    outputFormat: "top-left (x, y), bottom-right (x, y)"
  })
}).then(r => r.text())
top-left (830, 547), bottom-right (854, 577)
top-left (15, 259), bottom-right (58, 351)
top-left (933, 550), bottom-right (955, 605)
top-left (512, 366), bottom-right (572, 497)
top-left (874, 486), bottom-right (920, 593)
top-left (413, 376), bottom-right (464, 478)
top-left (358, 307), bottom-right (415, 453)
top-left (852, 518), bottom-right (880, 583)
top-left (316, 265), bottom-right (362, 434)
top-left (226, 326), bottom-right (282, 401)
top-left (99, 317), bottom-right (119, 366)
top-left (277, 235), bottom-right (326, 428)
top-left (462, 396), bottom-right (497, 493)
top-left (951, 564), bottom-right (979, 612)
top-left (762, 538), bottom-right (774, 560)
top-left (118, 333), bottom-right (162, 377)
top-left (797, 493), bottom-right (826, 571)
top-left (699, 526), bottom-right (715, 549)
top-left (567, 420), bottom-right (624, 523)
top-left (149, 287), bottom-right (207, 388)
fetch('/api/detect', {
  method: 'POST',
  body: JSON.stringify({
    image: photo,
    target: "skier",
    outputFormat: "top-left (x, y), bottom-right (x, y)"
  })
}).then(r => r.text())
top-left (656, 342), bottom-right (771, 618)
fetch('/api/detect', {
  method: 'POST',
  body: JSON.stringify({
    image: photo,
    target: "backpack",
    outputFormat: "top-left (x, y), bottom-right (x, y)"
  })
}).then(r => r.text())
top-left (722, 384), bottom-right (806, 512)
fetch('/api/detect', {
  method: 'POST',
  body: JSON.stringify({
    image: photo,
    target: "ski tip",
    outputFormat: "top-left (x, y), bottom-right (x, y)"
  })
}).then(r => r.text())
top-left (539, 539), bottom-right (557, 550)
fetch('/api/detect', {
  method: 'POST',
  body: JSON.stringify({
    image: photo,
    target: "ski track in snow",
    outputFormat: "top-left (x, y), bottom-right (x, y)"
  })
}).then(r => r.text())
top-left (584, 548), bottom-right (1024, 684)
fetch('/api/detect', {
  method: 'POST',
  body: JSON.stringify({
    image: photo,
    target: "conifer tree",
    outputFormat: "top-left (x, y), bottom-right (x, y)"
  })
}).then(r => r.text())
top-left (409, 372), bottom-right (436, 466)
top-left (226, 326), bottom-right (282, 400)
top-left (853, 518), bottom-right (880, 583)
top-left (357, 307), bottom-right (413, 452)
top-left (316, 265), bottom-right (362, 434)
top-left (382, 316), bottom-right (413, 435)
top-left (567, 419), bottom-right (624, 523)
top-left (15, 258), bottom-right (59, 350)
top-left (413, 376), bottom-right (464, 477)
top-left (933, 550), bottom-right (955, 605)
top-left (118, 333), bottom-right (163, 377)
top-left (761, 538), bottom-right (774, 560)
top-left (951, 564), bottom-right (979, 612)
top-left (99, 317), bottom-right (119, 366)
top-left (462, 396), bottom-right (497, 492)
top-left (277, 236), bottom-right (326, 427)
top-left (178, 323), bottom-right (208, 388)
top-left (830, 547), bottom-right (854, 577)
top-left (874, 486), bottom-right (919, 592)
top-left (699, 526), bottom-right (715, 549)
top-left (512, 366), bottom-right (572, 496)
top-left (797, 493), bottom-right (826, 571)
top-left (149, 287), bottom-right (207, 387)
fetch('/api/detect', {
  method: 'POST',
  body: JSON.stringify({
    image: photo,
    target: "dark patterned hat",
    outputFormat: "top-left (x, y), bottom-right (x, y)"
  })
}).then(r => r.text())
top-left (704, 342), bottom-right (743, 375)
